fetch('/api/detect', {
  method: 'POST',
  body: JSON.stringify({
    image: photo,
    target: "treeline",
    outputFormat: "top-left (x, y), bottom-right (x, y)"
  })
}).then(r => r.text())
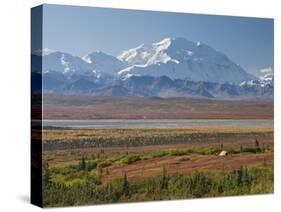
top-left (43, 131), bottom-right (271, 150)
top-left (43, 165), bottom-right (273, 207)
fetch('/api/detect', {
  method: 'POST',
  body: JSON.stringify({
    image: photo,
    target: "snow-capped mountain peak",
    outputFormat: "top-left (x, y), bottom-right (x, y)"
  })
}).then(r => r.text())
top-left (260, 73), bottom-right (273, 81)
top-left (240, 68), bottom-right (273, 89)
top-left (118, 37), bottom-right (179, 67)
top-left (42, 51), bottom-right (91, 74)
top-left (117, 37), bottom-right (255, 84)
top-left (152, 37), bottom-right (172, 49)
top-left (84, 51), bottom-right (127, 75)
top-left (117, 43), bottom-right (146, 64)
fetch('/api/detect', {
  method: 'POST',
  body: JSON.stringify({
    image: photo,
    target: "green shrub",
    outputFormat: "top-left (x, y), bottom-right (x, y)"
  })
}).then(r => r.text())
top-left (86, 160), bottom-right (97, 171)
top-left (118, 154), bottom-right (141, 165)
top-left (150, 151), bottom-right (168, 158)
top-left (97, 160), bottom-right (112, 168)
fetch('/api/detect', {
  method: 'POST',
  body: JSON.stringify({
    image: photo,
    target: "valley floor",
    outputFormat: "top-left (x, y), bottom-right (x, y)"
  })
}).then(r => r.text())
top-left (42, 125), bottom-right (274, 207)
top-left (35, 95), bottom-right (273, 120)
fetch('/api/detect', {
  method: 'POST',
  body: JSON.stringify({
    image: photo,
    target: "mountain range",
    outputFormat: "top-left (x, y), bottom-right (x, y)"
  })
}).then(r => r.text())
top-left (31, 37), bottom-right (273, 99)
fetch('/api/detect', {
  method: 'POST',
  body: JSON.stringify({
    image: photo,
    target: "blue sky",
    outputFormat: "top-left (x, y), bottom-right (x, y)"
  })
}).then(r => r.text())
top-left (42, 4), bottom-right (274, 76)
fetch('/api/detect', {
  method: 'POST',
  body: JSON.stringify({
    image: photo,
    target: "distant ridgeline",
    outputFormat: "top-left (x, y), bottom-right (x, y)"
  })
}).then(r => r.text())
top-left (32, 37), bottom-right (273, 99)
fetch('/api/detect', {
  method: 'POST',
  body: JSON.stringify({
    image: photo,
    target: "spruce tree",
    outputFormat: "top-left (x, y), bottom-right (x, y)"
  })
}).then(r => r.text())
top-left (79, 157), bottom-right (86, 170)
top-left (161, 165), bottom-right (168, 189)
top-left (122, 172), bottom-right (129, 196)
top-left (240, 145), bottom-right (244, 153)
top-left (255, 139), bottom-right (261, 153)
